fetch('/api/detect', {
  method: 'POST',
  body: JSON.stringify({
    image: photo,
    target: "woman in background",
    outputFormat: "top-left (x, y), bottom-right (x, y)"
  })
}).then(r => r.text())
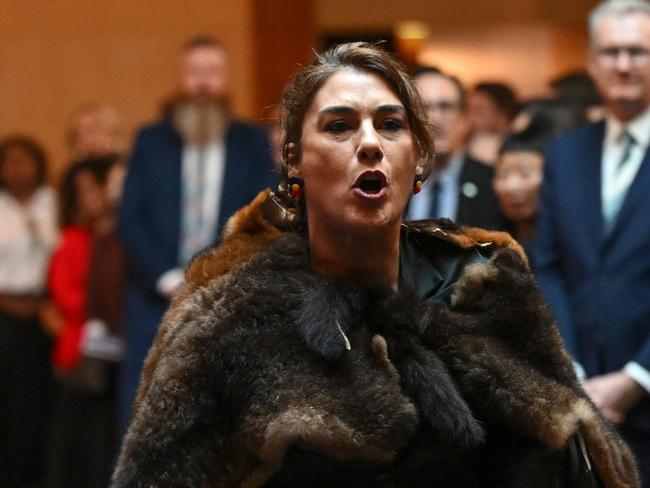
top-left (494, 105), bottom-right (582, 253)
top-left (0, 135), bottom-right (57, 487)
top-left (493, 128), bottom-right (547, 253)
top-left (45, 155), bottom-right (122, 488)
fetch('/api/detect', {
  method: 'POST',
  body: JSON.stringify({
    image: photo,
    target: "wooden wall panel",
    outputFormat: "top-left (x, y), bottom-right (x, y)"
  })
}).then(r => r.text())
top-left (0, 0), bottom-right (255, 179)
top-left (252, 0), bottom-right (316, 120)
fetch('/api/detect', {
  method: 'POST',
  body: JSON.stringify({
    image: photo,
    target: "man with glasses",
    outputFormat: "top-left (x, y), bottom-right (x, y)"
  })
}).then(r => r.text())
top-left (534, 0), bottom-right (650, 483)
top-left (406, 67), bottom-right (508, 230)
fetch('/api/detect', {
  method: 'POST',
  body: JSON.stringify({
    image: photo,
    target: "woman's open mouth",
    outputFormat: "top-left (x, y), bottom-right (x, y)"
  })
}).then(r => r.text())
top-left (352, 170), bottom-right (388, 200)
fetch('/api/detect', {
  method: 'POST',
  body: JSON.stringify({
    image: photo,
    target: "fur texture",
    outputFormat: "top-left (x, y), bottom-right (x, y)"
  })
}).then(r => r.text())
top-left (113, 191), bottom-right (638, 488)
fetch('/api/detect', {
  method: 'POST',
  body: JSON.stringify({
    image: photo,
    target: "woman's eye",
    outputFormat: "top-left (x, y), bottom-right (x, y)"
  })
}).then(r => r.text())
top-left (379, 119), bottom-right (404, 131)
top-left (327, 121), bottom-right (351, 133)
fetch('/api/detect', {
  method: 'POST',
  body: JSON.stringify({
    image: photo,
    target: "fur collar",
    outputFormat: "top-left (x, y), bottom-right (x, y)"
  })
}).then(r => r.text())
top-left (116, 190), bottom-right (638, 488)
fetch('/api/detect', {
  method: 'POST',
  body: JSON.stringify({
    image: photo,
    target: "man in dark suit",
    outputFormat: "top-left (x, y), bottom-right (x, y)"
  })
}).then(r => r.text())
top-left (117, 36), bottom-right (276, 430)
top-left (406, 68), bottom-right (508, 230)
top-left (534, 0), bottom-right (650, 483)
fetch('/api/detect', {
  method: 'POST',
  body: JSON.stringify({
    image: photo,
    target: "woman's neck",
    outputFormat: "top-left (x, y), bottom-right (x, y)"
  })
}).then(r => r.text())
top-left (308, 222), bottom-right (402, 290)
top-left (514, 219), bottom-right (536, 243)
top-left (91, 215), bottom-right (115, 236)
top-left (7, 187), bottom-right (37, 206)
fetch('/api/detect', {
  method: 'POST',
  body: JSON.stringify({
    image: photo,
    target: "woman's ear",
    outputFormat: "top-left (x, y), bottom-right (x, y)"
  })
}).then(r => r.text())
top-left (415, 162), bottom-right (424, 179)
top-left (285, 142), bottom-right (301, 177)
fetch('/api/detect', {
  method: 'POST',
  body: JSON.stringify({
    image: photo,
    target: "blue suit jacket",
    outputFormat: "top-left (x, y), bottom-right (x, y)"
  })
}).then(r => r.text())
top-left (533, 121), bottom-right (650, 431)
top-left (117, 117), bottom-right (276, 427)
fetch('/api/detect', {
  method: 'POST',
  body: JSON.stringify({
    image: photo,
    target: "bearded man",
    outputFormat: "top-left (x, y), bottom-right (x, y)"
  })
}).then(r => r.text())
top-left (117, 36), bottom-right (276, 431)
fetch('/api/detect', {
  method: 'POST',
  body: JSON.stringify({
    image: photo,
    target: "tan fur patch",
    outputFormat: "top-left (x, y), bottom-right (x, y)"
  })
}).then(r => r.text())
top-left (371, 334), bottom-right (399, 379)
top-left (450, 262), bottom-right (499, 307)
top-left (221, 189), bottom-right (277, 240)
top-left (544, 397), bottom-right (596, 449)
top-left (452, 226), bottom-right (529, 268)
top-left (581, 416), bottom-right (640, 487)
top-left (243, 407), bottom-right (398, 487)
top-left (186, 190), bottom-right (283, 291)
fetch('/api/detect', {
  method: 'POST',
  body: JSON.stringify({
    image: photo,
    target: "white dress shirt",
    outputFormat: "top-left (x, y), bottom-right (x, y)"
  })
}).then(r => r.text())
top-left (0, 186), bottom-right (58, 294)
top-left (601, 108), bottom-right (650, 233)
top-left (600, 107), bottom-right (650, 392)
top-left (157, 139), bottom-right (226, 297)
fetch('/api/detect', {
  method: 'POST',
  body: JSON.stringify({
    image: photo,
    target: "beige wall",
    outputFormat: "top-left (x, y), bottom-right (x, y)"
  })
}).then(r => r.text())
top-left (1, 0), bottom-right (599, 179)
top-left (316, 0), bottom-right (597, 98)
top-left (315, 0), bottom-right (597, 30)
top-left (0, 0), bottom-right (255, 179)
top-left (415, 24), bottom-right (589, 99)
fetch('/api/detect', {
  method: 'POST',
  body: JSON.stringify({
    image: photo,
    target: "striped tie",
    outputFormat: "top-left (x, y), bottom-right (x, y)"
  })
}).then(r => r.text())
top-left (603, 130), bottom-right (637, 233)
top-left (617, 131), bottom-right (635, 171)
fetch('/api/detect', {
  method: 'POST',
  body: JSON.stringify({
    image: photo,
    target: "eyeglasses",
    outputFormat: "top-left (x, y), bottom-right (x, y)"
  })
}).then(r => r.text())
top-left (424, 101), bottom-right (460, 114)
top-left (596, 46), bottom-right (650, 67)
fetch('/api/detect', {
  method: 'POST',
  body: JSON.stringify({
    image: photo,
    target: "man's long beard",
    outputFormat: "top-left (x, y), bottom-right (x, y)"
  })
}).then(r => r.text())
top-left (170, 94), bottom-right (229, 145)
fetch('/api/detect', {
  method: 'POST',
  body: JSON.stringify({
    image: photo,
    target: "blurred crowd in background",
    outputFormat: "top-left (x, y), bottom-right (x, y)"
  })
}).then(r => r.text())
top-left (2, 0), bottom-right (650, 486)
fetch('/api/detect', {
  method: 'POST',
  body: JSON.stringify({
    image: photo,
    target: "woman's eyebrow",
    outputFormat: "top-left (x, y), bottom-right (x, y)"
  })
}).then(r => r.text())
top-left (317, 105), bottom-right (356, 117)
top-left (376, 104), bottom-right (406, 114)
top-left (316, 104), bottom-right (405, 119)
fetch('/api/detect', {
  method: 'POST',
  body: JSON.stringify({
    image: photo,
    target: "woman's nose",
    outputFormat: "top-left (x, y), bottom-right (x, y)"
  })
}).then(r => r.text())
top-left (357, 122), bottom-right (383, 162)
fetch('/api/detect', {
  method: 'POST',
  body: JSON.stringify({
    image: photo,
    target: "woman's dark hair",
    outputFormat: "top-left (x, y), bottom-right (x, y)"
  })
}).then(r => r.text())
top-left (474, 82), bottom-right (519, 121)
top-left (500, 130), bottom-right (548, 156)
top-left (549, 71), bottom-right (601, 109)
top-left (0, 135), bottom-right (48, 188)
top-left (59, 154), bottom-right (119, 228)
top-left (281, 42), bottom-right (435, 182)
top-left (518, 97), bottom-right (586, 139)
top-left (499, 112), bottom-right (560, 156)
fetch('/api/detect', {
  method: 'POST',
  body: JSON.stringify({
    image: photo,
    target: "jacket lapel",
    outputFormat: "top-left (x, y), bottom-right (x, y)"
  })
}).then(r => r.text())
top-left (400, 226), bottom-right (444, 299)
top-left (606, 147), bottom-right (650, 244)
top-left (161, 120), bottom-right (183, 258)
top-left (579, 122), bottom-right (606, 246)
top-left (456, 156), bottom-right (476, 224)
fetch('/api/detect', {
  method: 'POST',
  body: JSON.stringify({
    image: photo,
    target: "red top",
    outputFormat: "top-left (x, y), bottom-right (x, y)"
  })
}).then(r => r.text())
top-left (49, 226), bottom-right (93, 370)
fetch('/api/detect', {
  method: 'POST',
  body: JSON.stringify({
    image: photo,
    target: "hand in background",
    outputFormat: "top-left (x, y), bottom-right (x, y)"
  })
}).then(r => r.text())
top-left (584, 371), bottom-right (645, 423)
top-left (0, 292), bottom-right (43, 320)
top-left (39, 301), bottom-right (64, 338)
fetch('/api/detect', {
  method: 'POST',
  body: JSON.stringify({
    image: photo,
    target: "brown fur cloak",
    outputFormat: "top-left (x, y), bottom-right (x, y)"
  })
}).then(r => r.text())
top-left (113, 190), bottom-right (638, 488)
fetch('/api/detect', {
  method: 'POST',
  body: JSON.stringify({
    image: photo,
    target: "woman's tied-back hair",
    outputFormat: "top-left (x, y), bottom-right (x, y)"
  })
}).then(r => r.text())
top-left (280, 42), bottom-right (435, 185)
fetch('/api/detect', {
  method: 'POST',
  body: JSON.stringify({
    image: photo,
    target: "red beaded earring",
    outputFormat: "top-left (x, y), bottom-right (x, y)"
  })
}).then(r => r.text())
top-left (413, 174), bottom-right (423, 194)
top-left (288, 176), bottom-right (304, 200)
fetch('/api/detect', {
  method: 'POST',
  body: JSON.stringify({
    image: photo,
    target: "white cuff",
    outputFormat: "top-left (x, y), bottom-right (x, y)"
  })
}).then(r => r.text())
top-left (624, 362), bottom-right (650, 394)
top-left (573, 361), bottom-right (586, 381)
top-left (156, 268), bottom-right (185, 298)
top-left (81, 318), bottom-right (123, 361)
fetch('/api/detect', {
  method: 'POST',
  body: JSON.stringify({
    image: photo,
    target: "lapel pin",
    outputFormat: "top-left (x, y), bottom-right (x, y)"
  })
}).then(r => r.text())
top-left (462, 182), bottom-right (478, 199)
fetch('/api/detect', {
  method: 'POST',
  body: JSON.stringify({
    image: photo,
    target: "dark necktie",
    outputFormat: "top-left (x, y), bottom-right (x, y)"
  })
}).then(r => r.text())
top-left (617, 131), bottom-right (635, 171)
top-left (603, 130), bottom-right (637, 233)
